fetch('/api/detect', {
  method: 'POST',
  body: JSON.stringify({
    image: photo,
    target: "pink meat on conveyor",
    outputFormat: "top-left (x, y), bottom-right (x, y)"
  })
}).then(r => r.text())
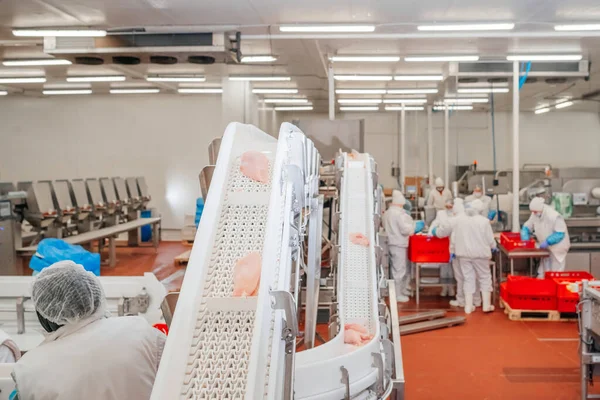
top-left (344, 324), bottom-right (373, 346)
top-left (232, 252), bottom-right (262, 297)
top-left (349, 233), bottom-right (370, 247)
top-left (240, 151), bottom-right (270, 183)
top-left (344, 323), bottom-right (368, 334)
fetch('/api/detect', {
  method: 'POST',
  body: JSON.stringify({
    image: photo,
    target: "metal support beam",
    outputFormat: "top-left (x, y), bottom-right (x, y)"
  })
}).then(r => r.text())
top-left (400, 105), bottom-right (406, 191)
top-left (328, 64), bottom-right (335, 121)
top-left (427, 105), bottom-right (434, 187)
top-left (444, 106), bottom-right (450, 187)
top-left (512, 61), bottom-right (520, 232)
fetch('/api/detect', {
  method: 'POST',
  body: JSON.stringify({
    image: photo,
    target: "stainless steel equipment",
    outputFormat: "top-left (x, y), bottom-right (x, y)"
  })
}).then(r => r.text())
top-left (41, 180), bottom-right (76, 237)
top-left (126, 177), bottom-right (143, 211)
top-left (68, 179), bottom-right (93, 233)
top-left (17, 181), bottom-right (57, 234)
top-left (100, 177), bottom-right (121, 226)
top-left (136, 177), bottom-right (151, 208)
top-left (0, 198), bottom-right (24, 275)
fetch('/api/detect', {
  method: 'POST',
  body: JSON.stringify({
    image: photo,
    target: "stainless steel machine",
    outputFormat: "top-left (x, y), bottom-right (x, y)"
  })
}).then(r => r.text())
top-left (99, 177), bottom-right (121, 227)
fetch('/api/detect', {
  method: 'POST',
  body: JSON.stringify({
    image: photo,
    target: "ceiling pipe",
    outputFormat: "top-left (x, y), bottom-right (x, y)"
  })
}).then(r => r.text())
top-left (242, 31), bottom-right (600, 40)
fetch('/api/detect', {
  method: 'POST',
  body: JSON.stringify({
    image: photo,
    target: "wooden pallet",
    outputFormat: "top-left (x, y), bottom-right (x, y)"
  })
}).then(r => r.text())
top-left (501, 299), bottom-right (577, 322)
top-left (174, 250), bottom-right (191, 266)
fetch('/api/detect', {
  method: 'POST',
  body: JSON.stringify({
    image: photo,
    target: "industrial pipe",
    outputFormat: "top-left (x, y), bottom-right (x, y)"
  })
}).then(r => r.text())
top-left (427, 106), bottom-right (434, 186)
top-left (512, 61), bottom-right (520, 233)
top-left (400, 105), bottom-right (406, 191)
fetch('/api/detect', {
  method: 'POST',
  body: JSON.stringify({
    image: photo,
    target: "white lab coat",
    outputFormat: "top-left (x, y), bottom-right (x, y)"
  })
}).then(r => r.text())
top-left (524, 205), bottom-right (571, 277)
top-left (429, 210), bottom-right (454, 284)
top-left (383, 205), bottom-right (415, 295)
top-left (13, 315), bottom-right (166, 400)
top-left (447, 214), bottom-right (496, 259)
top-left (465, 195), bottom-right (492, 216)
top-left (0, 329), bottom-right (20, 363)
top-left (427, 188), bottom-right (453, 211)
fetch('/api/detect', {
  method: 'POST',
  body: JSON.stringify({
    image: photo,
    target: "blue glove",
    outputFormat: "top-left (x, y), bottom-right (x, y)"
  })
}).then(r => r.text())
top-left (520, 226), bottom-right (531, 241)
top-left (9, 390), bottom-right (18, 400)
top-left (488, 210), bottom-right (497, 221)
top-left (450, 253), bottom-right (455, 262)
top-left (414, 220), bottom-right (425, 234)
top-left (546, 231), bottom-right (565, 246)
top-left (539, 240), bottom-right (549, 249)
top-left (431, 227), bottom-right (438, 237)
top-left (492, 247), bottom-right (499, 253)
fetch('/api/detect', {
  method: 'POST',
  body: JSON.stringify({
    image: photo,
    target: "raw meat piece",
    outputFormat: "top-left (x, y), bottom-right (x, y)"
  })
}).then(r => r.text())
top-left (344, 329), bottom-right (363, 346)
top-left (240, 151), bottom-right (270, 183)
top-left (344, 324), bottom-right (373, 346)
top-left (344, 323), bottom-right (368, 334)
top-left (232, 252), bottom-right (262, 297)
top-left (350, 233), bottom-right (370, 247)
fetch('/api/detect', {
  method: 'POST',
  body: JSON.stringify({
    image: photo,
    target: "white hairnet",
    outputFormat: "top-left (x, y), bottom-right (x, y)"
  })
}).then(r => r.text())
top-left (453, 202), bottom-right (465, 215)
top-left (32, 261), bottom-right (105, 325)
top-left (529, 197), bottom-right (545, 212)
top-left (392, 190), bottom-right (406, 205)
top-left (435, 177), bottom-right (444, 187)
top-left (466, 199), bottom-right (483, 216)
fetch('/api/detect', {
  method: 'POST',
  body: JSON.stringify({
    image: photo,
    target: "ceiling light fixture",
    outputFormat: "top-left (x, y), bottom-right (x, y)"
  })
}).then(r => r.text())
top-left (339, 106), bottom-right (379, 111)
top-left (554, 24), bottom-right (600, 31)
top-left (385, 106), bottom-right (425, 111)
top-left (67, 76), bottom-right (126, 82)
top-left (337, 99), bottom-right (382, 104)
top-left (110, 88), bottom-right (160, 94)
top-left (382, 98), bottom-right (427, 104)
top-left (506, 54), bottom-right (583, 61)
top-left (147, 76), bottom-right (205, 82)
top-left (3, 59), bottom-right (71, 66)
top-left (12, 29), bottom-right (107, 37)
top-left (0, 91), bottom-right (8, 96)
top-left (229, 76), bottom-right (291, 81)
top-left (418, 23), bottom-right (514, 31)
top-left (241, 55), bottom-right (278, 63)
top-left (386, 88), bottom-right (438, 94)
top-left (394, 75), bottom-right (444, 81)
top-left (534, 107), bottom-right (550, 114)
top-left (273, 106), bottom-right (314, 111)
top-left (555, 101), bottom-right (574, 109)
top-left (444, 98), bottom-right (489, 104)
top-left (264, 98), bottom-right (310, 103)
top-left (404, 55), bottom-right (480, 62)
top-left (0, 77), bottom-right (46, 83)
top-left (178, 88), bottom-right (223, 94)
top-left (330, 55), bottom-right (400, 62)
top-left (433, 105), bottom-right (474, 111)
top-left (335, 89), bottom-right (387, 94)
top-left (458, 88), bottom-right (509, 93)
top-left (334, 75), bottom-right (392, 81)
top-left (252, 88), bottom-right (298, 94)
top-left (43, 89), bottom-right (92, 95)
top-left (279, 25), bottom-right (375, 33)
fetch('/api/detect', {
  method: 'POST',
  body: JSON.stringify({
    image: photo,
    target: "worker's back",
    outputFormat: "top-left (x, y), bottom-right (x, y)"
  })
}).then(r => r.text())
top-left (453, 214), bottom-right (495, 259)
top-left (13, 316), bottom-right (165, 400)
top-left (383, 206), bottom-right (414, 248)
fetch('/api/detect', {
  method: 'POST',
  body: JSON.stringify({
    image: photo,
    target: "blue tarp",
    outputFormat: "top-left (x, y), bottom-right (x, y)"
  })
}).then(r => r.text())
top-left (29, 238), bottom-right (101, 276)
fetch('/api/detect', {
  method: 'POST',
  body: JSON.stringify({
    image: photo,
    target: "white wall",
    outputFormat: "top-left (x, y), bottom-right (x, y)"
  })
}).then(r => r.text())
top-left (279, 111), bottom-right (600, 188)
top-left (0, 94), bottom-right (224, 229)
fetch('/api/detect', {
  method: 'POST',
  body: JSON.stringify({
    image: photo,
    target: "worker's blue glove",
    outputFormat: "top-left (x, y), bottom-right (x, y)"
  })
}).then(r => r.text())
top-left (546, 231), bottom-right (565, 246)
top-left (414, 220), bottom-right (425, 234)
top-left (9, 390), bottom-right (18, 400)
top-left (539, 240), bottom-right (550, 249)
top-left (491, 247), bottom-right (499, 254)
top-left (449, 253), bottom-right (455, 262)
top-left (520, 226), bottom-right (531, 241)
top-left (488, 210), bottom-right (497, 221)
top-left (431, 227), bottom-right (437, 237)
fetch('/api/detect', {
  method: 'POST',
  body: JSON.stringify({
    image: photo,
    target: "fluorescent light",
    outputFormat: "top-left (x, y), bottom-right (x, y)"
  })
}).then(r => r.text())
top-left (535, 107), bottom-right (550, 114)
top-left (12, 29), bottom-right (107, 37)
top-left (264, 98), bottom-right (309, 103)
top-left (0, 77), bottom-right (46, 83)
top-left (555, 101), bottom-right (574, 109)
top-left (405, 55), bottom-right (480, 62)
top-left (0, 91), bottom-right (7, 96)
top-left (229, 76), bottom-right (290, 81)
top-left (252, 88), bottom-right (298, 94)
top-left (506, 54), bottom-right (583, 61)
top-left (279, 25), bottom-right (375, 33)
top-left (43, 89), bottom-right (92, 95)
top-left (418, 23), bottom-right (514, 31)
top-left (334, 75), bottom-right (392, 81)
top-left (330, 55), bottom-right (400, 62)
top-left (338, 99), bottom-right (382, 104)
top-left (444, 98), bottom-right (489, 104)
top-left (382, 98), bottom-right (427, 104)
top-left (110, 89), bottom-right (160, 94)
top-left (67, 76), bottom-right (126, 82)
top-left (433, 105), bottom-right (474, 111)
top-left (335, 89), bottom-right (387, 94)
top-left (241, 55), bottom-right (277, 63)
top-left (385, 106), bottom-right (425, 111)
top-left (555, 24), bottom-right (600, 31)
top-left (147, 76), bottom-right (205, 82)
top-left (386, 88), bottom-right (438, 94)
top-left (178, 88), bottom-right (223, 94)
top-left (3, 59), bottom-right (71, 66)
top-left (340, 106), bottom-right (379, 111)
top-left (274, 106), bottom-right (313, 111)
top-left (394, 75), bottom-right (444, 81)
top-left (458, 88), bottom-right (509, 93)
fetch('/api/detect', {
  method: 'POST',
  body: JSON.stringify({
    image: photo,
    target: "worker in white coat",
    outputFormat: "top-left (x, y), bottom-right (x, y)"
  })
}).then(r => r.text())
top-left (0, 329), bottom-right (20, 363)
top-left (521, 197), bottom-right (571, 278)
top-left (427, 178), bottom-right (453, 211)
top-left (12, 261), bottom-right (166, 400)
top-left (436, 199), bottom-right (496, 314)
top-left (428, 199), bottom-right (455, 297)
top-left (465, 185), bottom-right (497, 221)
top-left (383, 190), bottom-right (425, 303)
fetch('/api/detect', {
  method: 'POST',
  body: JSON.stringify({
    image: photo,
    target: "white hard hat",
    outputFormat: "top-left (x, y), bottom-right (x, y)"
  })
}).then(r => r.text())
top-left (435, 177), bottom-right (444, 187)
top-left (392, 190), bottom-right (406, 205)
top-left (529, 197), bottom-right (545, 212)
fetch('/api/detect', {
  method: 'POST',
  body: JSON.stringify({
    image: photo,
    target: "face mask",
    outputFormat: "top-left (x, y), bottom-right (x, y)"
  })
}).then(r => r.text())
top-left (437, 187), bottom-right (444, 193)
top-left (533, 211), bottom-right (542, 219)
top-left (474, 192), bottom-right (482, 199)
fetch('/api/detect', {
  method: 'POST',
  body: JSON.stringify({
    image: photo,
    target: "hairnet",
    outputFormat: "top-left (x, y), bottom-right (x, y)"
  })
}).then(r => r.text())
top-left (529, 197), bottom-right (545, 212)
top-left (435, 177), bottom-right (444, 187)
top-left (32, 260), bottom-right (105, 325)
top-left (392, 190), bottom-right (406, 205)
top-left (453, 202), bottom-right (465, 215)
top-left (473, 185), bottom-right (483, 192)
top-left (465, 199), bottom-right (483, 216)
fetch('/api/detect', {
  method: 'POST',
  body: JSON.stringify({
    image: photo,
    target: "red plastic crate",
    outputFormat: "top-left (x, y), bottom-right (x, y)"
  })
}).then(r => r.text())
top-left (408, 235), bottom-right (450, 263)
top-left (500, 232), bottom-right (536, 251)
top-left (506, 275), bottom-right (556, 296)
top-left (501, 280), bottom-right (557, 311)
top-left (500, 282), bottom-right (508, 302)
top-left (545, 271), bottom-right (594, 313)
